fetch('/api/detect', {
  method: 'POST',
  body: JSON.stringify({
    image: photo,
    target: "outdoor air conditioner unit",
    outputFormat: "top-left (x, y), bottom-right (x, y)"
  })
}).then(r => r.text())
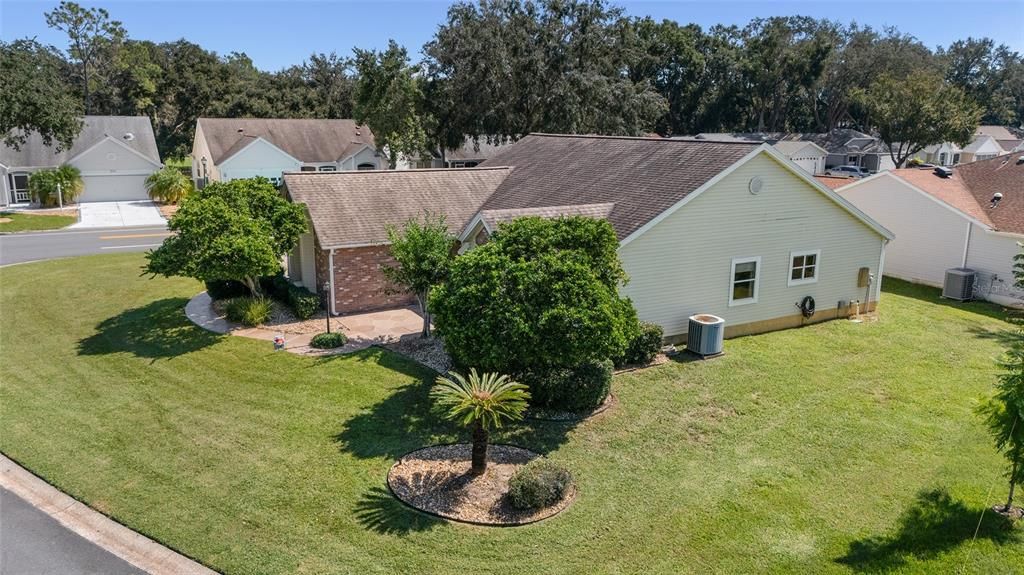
top-left (942, 268), bottom-right (976, 301)
top-left (687, 314), bottom-right (724, 358)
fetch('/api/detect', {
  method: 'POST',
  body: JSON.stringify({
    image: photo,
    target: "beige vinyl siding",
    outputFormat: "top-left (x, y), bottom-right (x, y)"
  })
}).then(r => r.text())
top-left (965, 228), bottom-right (1024, 305)
top-left (191, 122), bottom-right (221, 183)
top-left (620, 152), bottom-right (885, 338)
top-left (837, 174), bottom-right (968, 288)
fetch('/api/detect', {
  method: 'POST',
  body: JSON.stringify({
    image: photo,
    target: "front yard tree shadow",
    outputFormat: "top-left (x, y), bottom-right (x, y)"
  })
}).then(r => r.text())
top-left (353, 487), bottom-right (442, 535)
top-left (836, 488), bottom-right (1021, 572)
top-left (333, 353), bottom-right (581, 461)
top-left (77, 297), bottom-right (222, 360)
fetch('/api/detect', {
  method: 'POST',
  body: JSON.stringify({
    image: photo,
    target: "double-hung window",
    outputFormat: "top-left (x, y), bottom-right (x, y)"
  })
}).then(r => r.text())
top-left (788, 250), bottom-right (820, 286)
top-left (729, 256), bottom-right (760, 306)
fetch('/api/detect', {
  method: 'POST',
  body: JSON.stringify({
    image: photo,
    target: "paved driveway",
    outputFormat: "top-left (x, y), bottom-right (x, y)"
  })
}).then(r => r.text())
top-left (71, 201), bottom-right (166, 228)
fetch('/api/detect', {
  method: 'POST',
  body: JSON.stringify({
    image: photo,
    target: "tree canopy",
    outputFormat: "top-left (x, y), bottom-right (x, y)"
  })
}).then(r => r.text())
top-left (7, 1), bottom-right (1022, 160)
top-left (0, 39), bottom-right (82, 151)
top-left (144, 178), bottom-right (306, 295)
top-left (382, 213), bottom-right (455, 337)
top-left (430, 216), bottom-right (637, 376)
top-left (352, 40), bottom-right (427, 168)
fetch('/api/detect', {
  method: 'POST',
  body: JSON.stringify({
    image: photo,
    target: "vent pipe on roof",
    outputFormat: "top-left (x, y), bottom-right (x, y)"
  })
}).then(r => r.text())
top-left (990, 193), bottom-right (1003, 209)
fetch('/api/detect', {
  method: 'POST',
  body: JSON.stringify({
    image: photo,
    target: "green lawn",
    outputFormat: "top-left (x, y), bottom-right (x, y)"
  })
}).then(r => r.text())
top-left (1, 253), bottom-right (1021, 574)
top-left (0, 210), bottom-right (76, 233)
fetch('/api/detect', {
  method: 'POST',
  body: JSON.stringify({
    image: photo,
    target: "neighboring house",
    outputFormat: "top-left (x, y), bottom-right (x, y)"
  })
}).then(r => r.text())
top-left (402, 137), bottom-right (510, 169)
top-left (914, 126), bottom-right (1024, 166)
top-left (836, 154), bottom-right (1024, 306)
top-left (286, 134), bottom-right (892, 344)
top-left (191, 118), bottom-right (381, 187)
top-left (0, 116), bottom-right (161, 206)
top-left (685, 130), bottom-right (893, 173)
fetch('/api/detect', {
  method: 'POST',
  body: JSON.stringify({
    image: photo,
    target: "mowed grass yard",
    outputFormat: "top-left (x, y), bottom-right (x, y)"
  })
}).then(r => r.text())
top-left (1, 253), bottom-right (1021, 574)
top-left (0, 210), bottom-right (76, 233)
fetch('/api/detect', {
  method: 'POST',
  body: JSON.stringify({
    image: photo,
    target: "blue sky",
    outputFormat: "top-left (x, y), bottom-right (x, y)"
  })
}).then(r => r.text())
top-left (2, 0), bottom-right (1022, 71)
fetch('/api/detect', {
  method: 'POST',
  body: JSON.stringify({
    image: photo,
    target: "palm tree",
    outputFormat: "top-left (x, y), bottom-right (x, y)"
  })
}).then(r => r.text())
top-left (145, 166), bottom-right (194, 204)
top-left (432, 369), bottom-right (530, 475)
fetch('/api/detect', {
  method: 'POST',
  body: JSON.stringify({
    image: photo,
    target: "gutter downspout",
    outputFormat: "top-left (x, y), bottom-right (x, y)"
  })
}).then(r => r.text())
top-left (328, 248), bottom-right (337, 316)
top-left (962, 221), bottom-right (972, 268)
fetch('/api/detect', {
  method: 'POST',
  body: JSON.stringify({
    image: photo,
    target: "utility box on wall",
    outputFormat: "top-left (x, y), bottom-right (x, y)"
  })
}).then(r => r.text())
top-left (857, 267), bottom-right (871, 288)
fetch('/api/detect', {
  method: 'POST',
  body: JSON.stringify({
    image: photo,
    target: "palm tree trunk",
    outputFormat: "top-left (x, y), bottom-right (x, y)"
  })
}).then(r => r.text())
top-left (471, 421), bottom-right (488, 475)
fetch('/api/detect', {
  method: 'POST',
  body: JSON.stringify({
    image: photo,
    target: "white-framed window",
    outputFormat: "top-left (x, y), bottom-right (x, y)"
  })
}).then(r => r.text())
top-left (788, 249), bottom-right (820, 286)
top-left (729, 256), bottom-right (761, 306)
top-left (356, 162), bottom-right (376, 170)
top-left (317, 165), bottom-right (337, 172)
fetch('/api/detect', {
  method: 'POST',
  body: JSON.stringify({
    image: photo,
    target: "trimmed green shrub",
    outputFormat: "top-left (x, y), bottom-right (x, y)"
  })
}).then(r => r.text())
top-left (225, 297), bottom-right (272, 327)
top-left (507, 460), bottom-right (573, 510)
top-left (310, 332), bottom-right (347, 349)
top-left (260, 273), bottom-right (321, 320)
top-left (522, 359), bottom-right (613, 413)
top-left (28, 165), bottom-right (83, 206)
top-left (615, 321), bottom-right (664, 367)
top-left (205, 279), bottom-right (249, 300)
top-left (431, 216), bottom-right (636, 375)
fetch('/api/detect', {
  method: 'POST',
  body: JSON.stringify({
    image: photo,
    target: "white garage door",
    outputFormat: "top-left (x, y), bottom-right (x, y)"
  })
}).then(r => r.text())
top-left (791, 157), bottom-right (820, 174)
top-left (80, 174), bottom-right (150, 202)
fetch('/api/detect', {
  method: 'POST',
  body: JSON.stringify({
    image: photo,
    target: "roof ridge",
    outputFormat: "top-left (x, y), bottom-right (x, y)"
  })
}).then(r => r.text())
top-left (284, 166), bottom-right (512, 176)
top-left (527, 133), bottom-right (761, 145)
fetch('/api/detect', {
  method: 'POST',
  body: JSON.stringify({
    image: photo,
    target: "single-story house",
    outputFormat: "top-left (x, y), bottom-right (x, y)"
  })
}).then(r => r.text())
top-left (836, 154), bottom-right (1024, 306)
top-left (285, 134), bottom-right (893, 342)
top-left (402, 137), bottom-right (510, 169)
top-left (685, 130), bottom-right (893, 173)
top-left (191, 118), bottom-right (382, 187)
top-left (914, 126), bottom-right (1024, 166)
top-left (1, 116), bottom-right (161, 206)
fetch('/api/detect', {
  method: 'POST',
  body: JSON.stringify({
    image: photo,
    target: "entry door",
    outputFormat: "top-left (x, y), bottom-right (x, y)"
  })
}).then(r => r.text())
top-left (10, 173), bottom-right (30, 203)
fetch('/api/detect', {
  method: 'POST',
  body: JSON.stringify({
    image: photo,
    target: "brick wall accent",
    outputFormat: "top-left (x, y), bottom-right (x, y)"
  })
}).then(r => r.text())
top-left (318, 245), bottom-right (417, 314)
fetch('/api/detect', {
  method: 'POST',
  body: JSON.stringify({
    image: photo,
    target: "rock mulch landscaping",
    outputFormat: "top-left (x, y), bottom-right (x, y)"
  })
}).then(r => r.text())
top-left (383, 335), bottom-right (452, 373)
top-left (387, 444), bottom-right (575, 526)
top-left (210, 299), bottom-right (328, 334)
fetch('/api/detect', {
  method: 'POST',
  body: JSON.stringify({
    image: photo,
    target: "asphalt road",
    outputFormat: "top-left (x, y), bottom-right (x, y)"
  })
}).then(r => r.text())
top-left (0, 226), bottom-right (171, 266)
top-left (0, 488), bottom-right (145, 575)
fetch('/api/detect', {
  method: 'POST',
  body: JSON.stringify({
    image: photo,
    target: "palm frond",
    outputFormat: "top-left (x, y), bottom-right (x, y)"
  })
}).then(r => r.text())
top-left (432, 368), bottom-right (530, 430)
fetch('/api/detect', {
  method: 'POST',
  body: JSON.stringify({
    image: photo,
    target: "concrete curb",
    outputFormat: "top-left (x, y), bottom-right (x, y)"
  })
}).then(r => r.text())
top-left (0, 453), bottom-right (218, 575)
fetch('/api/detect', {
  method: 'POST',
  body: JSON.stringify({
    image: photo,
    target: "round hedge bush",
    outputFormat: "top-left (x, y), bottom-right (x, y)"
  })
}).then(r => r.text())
top-left (310, 332), bottom-right (347, 349)
top-left (507, 460), bottom-right (573, 510)
top-left (521, 359), bottom-right (613, 413)
top-left (615, 321), bottom-right (664, 367)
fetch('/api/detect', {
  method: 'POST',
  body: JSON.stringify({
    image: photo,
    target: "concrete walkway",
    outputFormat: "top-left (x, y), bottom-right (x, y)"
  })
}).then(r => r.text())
top-left (0, 454), bottom-right (216, 575)
top-left (70, 201), bottom-right (166, 228)
top-left (184, 292), bottom-right (424, 355)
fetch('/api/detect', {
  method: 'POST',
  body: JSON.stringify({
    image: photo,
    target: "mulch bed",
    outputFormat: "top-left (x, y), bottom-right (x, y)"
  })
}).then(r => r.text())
top-left (383, 335), bottom-right (452, 373)
top-left (387, 444), bottom-right (575, 526)
top-left (526, 393), bottom-right (617, 422)
top-left (992, 504), bottom-right (1024, 521)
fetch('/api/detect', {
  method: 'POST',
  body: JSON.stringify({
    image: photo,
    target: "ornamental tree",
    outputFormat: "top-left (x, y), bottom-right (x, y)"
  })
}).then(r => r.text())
top-left (144, 178), bottom-right (306, 295)
top-left (432, 369), bottom-right (530, 475)
top-left (430, 216), bottom-right (637, 376)
top-left (858, 71), bottom-right (981, 168)
top-left (977, 332), bottom-right (1024, 514)
top-left (382, 212), bottom-right (455, 338)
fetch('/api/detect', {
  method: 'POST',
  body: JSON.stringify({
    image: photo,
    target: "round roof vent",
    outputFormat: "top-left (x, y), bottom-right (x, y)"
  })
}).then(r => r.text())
top-left (123, 132), bottom-right (134, 141)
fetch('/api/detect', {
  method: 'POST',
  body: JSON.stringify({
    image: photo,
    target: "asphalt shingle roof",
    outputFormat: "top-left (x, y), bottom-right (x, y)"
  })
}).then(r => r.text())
top-left (478, 134), bottom-right (760, 240)
top-left (479, 203), bottom-right (615, 229)
top-left (198, 118), bottom-right (376, 165)
top-left (885, 154), bottom-right (1024, 234)
top-left (0, 116), bottom-right (160, 168)
top-left (284, 167), bottom-right (511, 247)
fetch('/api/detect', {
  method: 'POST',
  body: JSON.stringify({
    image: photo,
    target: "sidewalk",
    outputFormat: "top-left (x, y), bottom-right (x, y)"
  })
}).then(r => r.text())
top-left (184, 292), bottom-right (423, 355)
top-left (0, 454), bottom-right (217, 575)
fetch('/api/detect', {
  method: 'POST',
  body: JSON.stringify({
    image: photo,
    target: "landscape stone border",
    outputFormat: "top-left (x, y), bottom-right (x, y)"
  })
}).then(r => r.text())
top-left (386, 443), bottom-right (576, 527)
